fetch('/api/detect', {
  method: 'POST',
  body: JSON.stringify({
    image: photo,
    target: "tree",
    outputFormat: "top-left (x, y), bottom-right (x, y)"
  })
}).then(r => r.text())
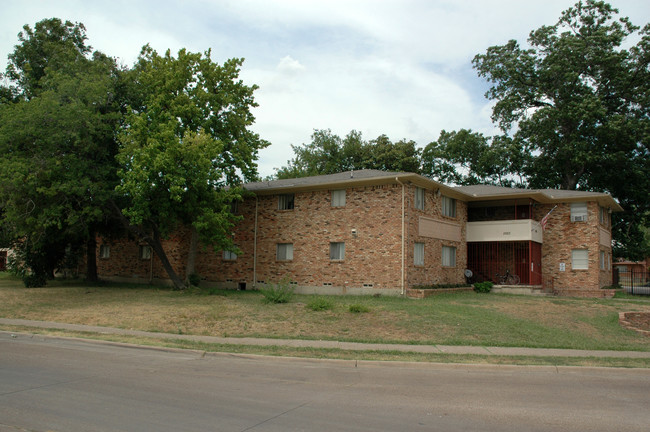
top-left (0, 19), bottom-right (123, 284)
top-left (438, 1), bottom-right (649, 259)
top-left (276, 129), bottom-right (422, 178)
top-left (114, 46), bottom-right (268, 289)
top-left (422, 129), bottom-right (528, 187)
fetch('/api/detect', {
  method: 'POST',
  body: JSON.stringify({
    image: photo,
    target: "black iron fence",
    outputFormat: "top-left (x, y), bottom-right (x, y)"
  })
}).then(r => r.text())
top-left (613, 269), bottom-right (650, 295)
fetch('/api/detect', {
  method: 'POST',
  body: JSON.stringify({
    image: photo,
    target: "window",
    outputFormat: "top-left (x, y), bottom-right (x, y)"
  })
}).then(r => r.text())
top-left (599, 251), bottom-right (605, 270)
top-left (599, 206), bottom-right (609, 226)
top-left (572, 249), bottom-right (589, 270)
top-left (278, 194), bottom-right (295, 210)
top-left (571, 202), bottom-right (588, 222)
top-left (230, 200), bottom-right (239, 215)
top-left (414, 243), bottom-right (424, 266)
top-left (442, 196), bottom-right (456, 218)
top-left (332, 190), bottom-right (346, 207)
top-left (99, 244), bottom-right (110, 259)
top-left (139, 245), bottom-right (152, 259)
top-left (276, 243), bottom-right (293, 261)
top-left (442, 245), bottom-right (456, 267)
top-left (414, 187), bottom-right (425, 210)
top-left (330, 242), bottom-right (345, 260)
top-left (223, 250), bottom-right (237, 261)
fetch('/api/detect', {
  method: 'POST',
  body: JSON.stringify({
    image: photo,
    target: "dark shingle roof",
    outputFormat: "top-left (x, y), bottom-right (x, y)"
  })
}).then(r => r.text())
top-left (244, 170), bottom-right (404, 192)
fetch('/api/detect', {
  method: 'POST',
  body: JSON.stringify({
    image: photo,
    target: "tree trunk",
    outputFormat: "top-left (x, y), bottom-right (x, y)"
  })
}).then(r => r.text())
top-left (109, 200), bottom-right (186, 290)
top-left (185, 225), bottom-right (199, 285)
top-left (86, 234), bottom-right (98, 282)
top-left (149, 225), bottom-right (186, 290)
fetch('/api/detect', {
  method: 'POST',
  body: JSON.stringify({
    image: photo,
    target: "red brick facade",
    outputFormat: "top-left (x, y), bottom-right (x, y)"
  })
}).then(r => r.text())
top-left (96, 171), bottom-right (619, 297)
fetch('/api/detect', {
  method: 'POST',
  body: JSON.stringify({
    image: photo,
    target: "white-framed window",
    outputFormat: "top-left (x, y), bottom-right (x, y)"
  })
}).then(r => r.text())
top-left (331, 190), bottom-right (346, 207)
top-left (139, 245), bottom-right (152, 260)
top-left (278, 194), bottom-right (295, 210)
top-left (330, 242), bottom-right (345, 260)
top-left (571, 202), bottom-right (588, 222)
top-left (99, 244), bottom-right (110, 259)
top-left (276, 243), bottom-right (293, 261)
top-left (599, 250), bottom-right (605, 270)
top-left (414, 242), bottom-right (424, 266)
top-left (223, 250), bottom-right (237, 261)
top-left (442, 245), bottom-right (456, 267)
top-left (572, 249), bottom-right (589, 270)
top-left (442, 196), bottom-right (456, 218)
top-left (414, 187), bottom-right (425, 210)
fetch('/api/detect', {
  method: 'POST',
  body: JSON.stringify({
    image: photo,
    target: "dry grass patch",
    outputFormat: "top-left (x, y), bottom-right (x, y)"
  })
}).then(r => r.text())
top-left (2, 275), bottom-right (650, 351)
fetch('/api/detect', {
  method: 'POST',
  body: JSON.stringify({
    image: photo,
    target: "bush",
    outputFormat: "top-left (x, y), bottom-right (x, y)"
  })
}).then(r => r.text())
top-left (473, 281), bottom-right (493, 293)
top-left (22, 273), bottom-right (48, 288)
top-left (306, 296), bottom-right (335, 311)
top-left (188, 273), bottom-right (201, 287)
top-left (349, 303), bottom-right (370, 313)
top-left (260, 277), bottom-right (294, 304)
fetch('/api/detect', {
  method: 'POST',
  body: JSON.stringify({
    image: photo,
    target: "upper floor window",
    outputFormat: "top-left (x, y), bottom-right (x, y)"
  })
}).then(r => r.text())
top-left (332, 190), bottom-right (346, 207)
top-left (599, 206), bottom-right (609, 226)
top-left (570, 202), bottom-right (587, 222)
top-left (414, 187), bottom-right (425, 210)
top-left (278, 194), bottom-right (295, 210)
top-left (442, 196), bottom-right (456, 218)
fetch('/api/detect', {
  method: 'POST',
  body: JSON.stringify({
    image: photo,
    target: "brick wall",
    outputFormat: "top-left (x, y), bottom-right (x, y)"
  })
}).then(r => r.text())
top-left (406, 186), bottom-right (467, 287)
top-left (536, 202), bottom-right (613, 295)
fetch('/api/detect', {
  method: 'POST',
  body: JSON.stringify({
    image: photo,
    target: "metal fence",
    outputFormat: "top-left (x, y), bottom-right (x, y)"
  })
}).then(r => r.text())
top-left (614, 269), bottom-right (650, 295)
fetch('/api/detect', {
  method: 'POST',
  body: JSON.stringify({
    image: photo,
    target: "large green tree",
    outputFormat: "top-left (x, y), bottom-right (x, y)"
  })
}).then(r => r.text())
top-left (425, 1), bottom-right (649, 259)
top-left (0, 19), bottom-right (123, 283)
top-left (114, 46), bottom-right (268, 289)
top-left (276, 129), bottom-right (421, 179)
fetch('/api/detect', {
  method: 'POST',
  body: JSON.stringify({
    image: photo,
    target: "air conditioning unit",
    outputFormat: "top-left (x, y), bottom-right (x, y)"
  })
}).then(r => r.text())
top-left (571, 215), bottom-right (586, 222)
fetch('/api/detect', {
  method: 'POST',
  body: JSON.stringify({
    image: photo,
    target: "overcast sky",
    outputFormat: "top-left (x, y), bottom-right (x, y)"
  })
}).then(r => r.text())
top-left (1, 0), bottom-right (648, 177)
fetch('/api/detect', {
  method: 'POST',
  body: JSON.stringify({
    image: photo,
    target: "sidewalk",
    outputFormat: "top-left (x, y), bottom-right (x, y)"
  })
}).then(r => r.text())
top-left (2, 317), bottom-right (650, 359)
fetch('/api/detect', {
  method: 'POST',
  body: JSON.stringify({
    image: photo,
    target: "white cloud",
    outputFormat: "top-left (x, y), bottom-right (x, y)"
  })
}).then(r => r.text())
top-left (1, 0), bottom-right (649, 178)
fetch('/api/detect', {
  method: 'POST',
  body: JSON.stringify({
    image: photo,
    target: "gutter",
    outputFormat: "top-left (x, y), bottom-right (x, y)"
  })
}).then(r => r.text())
top-left (395, 177), bottom-right (406, 295)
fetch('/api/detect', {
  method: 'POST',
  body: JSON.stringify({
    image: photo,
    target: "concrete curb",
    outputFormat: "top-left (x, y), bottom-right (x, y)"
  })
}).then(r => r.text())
top-left (2, 317), bottom-right (650, 359)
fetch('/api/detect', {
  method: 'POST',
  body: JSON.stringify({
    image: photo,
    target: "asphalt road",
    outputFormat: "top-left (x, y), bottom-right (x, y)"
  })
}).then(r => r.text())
top-left (1, 333), bottom-right (650, 432)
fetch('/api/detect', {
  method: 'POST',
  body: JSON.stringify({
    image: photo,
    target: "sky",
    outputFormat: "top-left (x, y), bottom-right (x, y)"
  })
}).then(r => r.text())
top-left (1, 0), bottom-right (649, 178)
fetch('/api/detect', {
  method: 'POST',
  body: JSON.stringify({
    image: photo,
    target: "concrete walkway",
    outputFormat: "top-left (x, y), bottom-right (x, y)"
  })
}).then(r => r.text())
top-left (2, 317), bottom-right (650, 359)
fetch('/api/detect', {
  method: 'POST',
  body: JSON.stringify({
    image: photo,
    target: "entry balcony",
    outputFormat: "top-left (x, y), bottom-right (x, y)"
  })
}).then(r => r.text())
top-left (466, 219), bottom-right (543, 243)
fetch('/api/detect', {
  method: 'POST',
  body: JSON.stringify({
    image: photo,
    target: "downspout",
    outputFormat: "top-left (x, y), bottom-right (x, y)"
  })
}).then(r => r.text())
top-left (395, 177), bottom-right (406, 295)
top-left (253, 196), bottom-right (259, 288)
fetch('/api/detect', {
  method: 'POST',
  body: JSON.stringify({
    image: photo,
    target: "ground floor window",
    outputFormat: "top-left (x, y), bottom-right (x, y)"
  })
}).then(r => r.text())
top-left (330, 242), bottom-right (345, 260)
top-left (223, 250), bottom-right (237, 261)
top-left (442, 245), bottom-right (456, 267)
top-left (99, 244), bottom-right (110, 259)
top-left (414, 242), bottom-right (424, 266)
top-left (277, 243), bottom-right (294, 261)
top-left (139, 245), bottom-right (152, 260)
top-left (572, 249), bottom-right (589, 270)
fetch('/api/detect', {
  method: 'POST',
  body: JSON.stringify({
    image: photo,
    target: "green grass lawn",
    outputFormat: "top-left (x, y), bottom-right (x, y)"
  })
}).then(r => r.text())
top-left (2, 273), bottom-right (650, 353)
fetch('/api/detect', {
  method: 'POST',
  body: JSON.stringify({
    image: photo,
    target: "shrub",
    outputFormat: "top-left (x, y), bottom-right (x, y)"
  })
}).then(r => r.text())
top-left (188, 273), bottom-right (201, 287)
top-left (349, 303), bottom-right (370, 313)
top-left (260, 277), bottom-right (294, 304)
top-left (473, 281), bottom-right (493, 293)
top-left (306, 296), bottom-right (335, 311)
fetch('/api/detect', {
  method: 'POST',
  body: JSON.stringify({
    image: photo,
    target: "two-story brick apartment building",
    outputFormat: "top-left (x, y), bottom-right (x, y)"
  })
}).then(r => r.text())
top-left (96, 170), bottom-right (622, 297)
